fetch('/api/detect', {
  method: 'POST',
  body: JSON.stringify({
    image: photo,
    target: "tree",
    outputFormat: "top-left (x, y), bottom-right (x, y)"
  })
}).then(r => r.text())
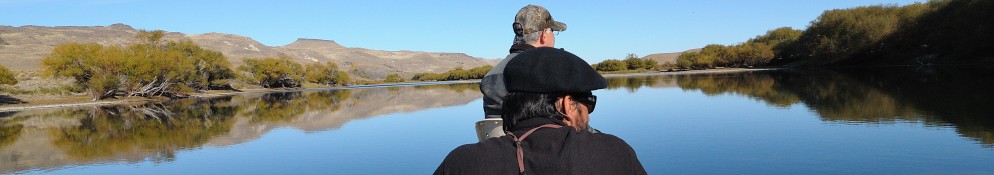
top-left (752, 27), bottom-right (803, 46)
top-left (593, 59), bottom-right (627, 71)
top-left (168, 40), bottom-right (235, 89)
top-left (305, 61), bottom-right (351, 86)
top-left (305, 62), bottom-right (333, 84)
top-left (676, 52), bottom-right (699, 69)
top-left (42, 30), bottom-right (237, 100)
top-left (42, 42), bottom-right (103, 85)
top-left (642, 59), bottom-right (658, 70)
top-left (0, 65), bottom-right (18, 85)
top-left (624, 54), bottom-right (644, 70)
top-left (239, 57), bottom-right (305, 88)
top-left (384, 73), bottom-right (403, 83)
top-left (467, 65), bottom-right (493, 79)
top-left (412, 72), bottom-right (447, 81)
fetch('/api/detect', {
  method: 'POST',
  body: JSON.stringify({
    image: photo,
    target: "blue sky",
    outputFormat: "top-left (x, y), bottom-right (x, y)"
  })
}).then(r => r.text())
top-left (1, 0), bottom-right (924, 63)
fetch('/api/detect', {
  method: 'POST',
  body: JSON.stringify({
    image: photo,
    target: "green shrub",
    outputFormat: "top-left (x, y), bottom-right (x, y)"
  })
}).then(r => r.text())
top-left (239, 57), bottom-right (305, 88)
top-left (0, 65), bottom-right (16, 85)
top-left (42, 30), bottom-right (236, 100)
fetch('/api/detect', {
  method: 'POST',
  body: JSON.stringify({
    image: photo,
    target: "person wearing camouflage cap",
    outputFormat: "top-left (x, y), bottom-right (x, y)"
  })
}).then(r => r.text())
top-left (437, 48), bottom-right (646, 175)
top-left (478, 5), bottom-right (597, 141)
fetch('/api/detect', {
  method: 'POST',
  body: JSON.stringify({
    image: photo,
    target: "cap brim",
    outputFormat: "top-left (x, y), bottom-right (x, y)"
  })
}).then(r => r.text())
top-left (551, 21), bottom-right (567, 32)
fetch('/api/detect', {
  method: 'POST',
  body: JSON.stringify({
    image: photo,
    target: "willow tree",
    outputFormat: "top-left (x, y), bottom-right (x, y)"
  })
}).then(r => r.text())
top-left (593, 59), bottom-right (626, 71)
top-left (305, 61), bottom-right (350, 86)
top-left (42, 30), bottom-right (235, 100)
top-left (240, 57), bottom-right (305, 88)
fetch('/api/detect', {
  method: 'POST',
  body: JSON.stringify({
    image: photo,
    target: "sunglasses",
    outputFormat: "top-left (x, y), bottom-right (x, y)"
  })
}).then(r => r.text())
top-left (573, 94), bottom-right (597, 114)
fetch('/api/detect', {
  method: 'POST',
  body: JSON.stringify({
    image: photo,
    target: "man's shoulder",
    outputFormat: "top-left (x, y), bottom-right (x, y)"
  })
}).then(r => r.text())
top-left (444, 138), bottom-right (513, 159)
top-left (566, 131), bottom-right (647, 174)
top-left (436, 139), bottom-right (516, 175)
top-left (570, 131), bottom-right (636, 151)
top-left (485, 52), bottom-right (523, 75)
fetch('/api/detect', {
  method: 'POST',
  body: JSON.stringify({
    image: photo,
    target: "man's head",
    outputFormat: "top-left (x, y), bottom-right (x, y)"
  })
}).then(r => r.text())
top-left (513, 5), bottom-right (567, 48)
top-left (501, 47), bottom-right (606, 131)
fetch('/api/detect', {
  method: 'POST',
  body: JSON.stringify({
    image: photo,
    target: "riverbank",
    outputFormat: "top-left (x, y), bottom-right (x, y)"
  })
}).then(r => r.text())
top-left (0, 68), bottom-right (771, 112)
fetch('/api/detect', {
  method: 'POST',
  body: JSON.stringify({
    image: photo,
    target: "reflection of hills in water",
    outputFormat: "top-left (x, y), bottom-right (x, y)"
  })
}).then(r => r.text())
top-left (668, 67), bottom-right (994, 147)
top-left (0, 83), bottom-right (481, 173)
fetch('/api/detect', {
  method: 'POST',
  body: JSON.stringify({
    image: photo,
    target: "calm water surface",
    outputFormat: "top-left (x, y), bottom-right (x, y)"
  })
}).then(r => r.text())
top-left (2, 67), bottom-right (993, 174)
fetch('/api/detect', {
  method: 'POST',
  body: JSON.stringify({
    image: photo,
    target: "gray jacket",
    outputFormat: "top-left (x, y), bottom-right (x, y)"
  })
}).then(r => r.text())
top-left (480, 51), bottom-right (524, 119)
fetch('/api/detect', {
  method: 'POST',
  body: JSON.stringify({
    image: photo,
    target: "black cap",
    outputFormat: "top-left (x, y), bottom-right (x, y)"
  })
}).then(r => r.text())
top-left (504, 47), bottom-right (607, 94)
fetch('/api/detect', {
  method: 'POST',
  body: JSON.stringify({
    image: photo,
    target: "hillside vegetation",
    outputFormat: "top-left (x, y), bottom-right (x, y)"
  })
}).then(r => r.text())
top-left (42, 30), bottom-right (236, 100)
top-left (32, 30), bottom-right (489, 101)
top-left (678, 0), bottom-right (993, 68)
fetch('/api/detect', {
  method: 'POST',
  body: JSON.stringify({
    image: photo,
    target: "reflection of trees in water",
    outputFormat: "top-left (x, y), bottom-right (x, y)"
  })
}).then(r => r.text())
top-left (606, 76), bottom-right (663, 93)
top-left (413, 82), bottom-right (480, 93)
top-left (245, 92), bottom-right (308, 123)
top-left (676, 72), bottom-right (800, 107)
top-left (0, 122), bottom-right (23, 149)
top-left (242, 90), bottom-right (353, 124)
top-left (838, 67), bottom-right (994, 147)
top-left (0, 82), bottom-right (482, 173)
top-left (666, 68), bottom-right (994, 146)
top-left (47, 97), bottom-right (239, 161)
top-left (305, 90), bottom-right (352, 113)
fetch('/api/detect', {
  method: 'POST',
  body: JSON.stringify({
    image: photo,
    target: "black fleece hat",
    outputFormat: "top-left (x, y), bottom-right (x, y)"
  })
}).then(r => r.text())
top-left (504, 47), bottom-right (607, 94)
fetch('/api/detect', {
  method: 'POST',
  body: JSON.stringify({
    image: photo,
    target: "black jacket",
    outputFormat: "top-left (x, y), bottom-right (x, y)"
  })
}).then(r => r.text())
top-left (434, 118), bottom-right (646, 175)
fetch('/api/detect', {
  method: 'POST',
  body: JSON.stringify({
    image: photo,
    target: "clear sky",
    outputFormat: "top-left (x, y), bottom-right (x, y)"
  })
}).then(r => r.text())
top-left (1, 0), bottom-right (924, 63)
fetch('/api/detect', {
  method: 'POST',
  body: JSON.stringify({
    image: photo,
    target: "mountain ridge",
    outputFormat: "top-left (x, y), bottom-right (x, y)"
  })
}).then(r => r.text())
top-left (0, 23), bottom-right (499, 79)
top-left (641, 48), bottom-right (700, 65)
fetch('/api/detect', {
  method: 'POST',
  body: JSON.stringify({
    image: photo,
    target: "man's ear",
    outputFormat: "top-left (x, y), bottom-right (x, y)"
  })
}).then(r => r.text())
top-left (555, 97), bottom-right (571, 121)
top-left (562, 95), bottom-right (577, 113)
top-left (538, 31), bottom-right (549, 44)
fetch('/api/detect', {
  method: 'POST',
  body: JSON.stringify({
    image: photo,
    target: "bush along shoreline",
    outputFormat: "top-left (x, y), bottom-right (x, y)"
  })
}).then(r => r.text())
top-left (1, 29), bottom-right (498, 104)
top-left (676, 0), bottom-right (994, 69)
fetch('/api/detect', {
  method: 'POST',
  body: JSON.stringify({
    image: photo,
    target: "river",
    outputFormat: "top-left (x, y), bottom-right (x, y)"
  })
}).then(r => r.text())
top-left (1, 67), bottom-right (993, 174)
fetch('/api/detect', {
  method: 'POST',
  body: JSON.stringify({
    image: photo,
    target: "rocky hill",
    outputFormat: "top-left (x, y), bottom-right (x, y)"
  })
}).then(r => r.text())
top-left (0, 24), bottom-right (498, 79)
top-left (641, 48), bottom-right (700, 64)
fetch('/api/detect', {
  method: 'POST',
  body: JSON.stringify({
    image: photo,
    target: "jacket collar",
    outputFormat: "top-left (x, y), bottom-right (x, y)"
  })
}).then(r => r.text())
top-left (510, 117), bottom-right (567, 132)
top-left (509, 44), bottom-right (536, 54)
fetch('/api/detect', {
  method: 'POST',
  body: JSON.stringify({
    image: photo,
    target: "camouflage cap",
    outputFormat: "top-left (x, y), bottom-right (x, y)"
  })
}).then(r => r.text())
top-left (513, 5), bottom-right (567, 36)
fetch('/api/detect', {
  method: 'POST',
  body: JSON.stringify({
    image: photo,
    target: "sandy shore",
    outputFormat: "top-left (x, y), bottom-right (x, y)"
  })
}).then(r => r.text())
top-left (0, 68), bottom-right (773, 112)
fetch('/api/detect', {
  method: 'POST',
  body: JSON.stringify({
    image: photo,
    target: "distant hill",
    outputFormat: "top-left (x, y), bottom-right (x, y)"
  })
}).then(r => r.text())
top-left (641, 48), bottom-right (700, 64)
top-left (0, 24), bottom-right (499, 79)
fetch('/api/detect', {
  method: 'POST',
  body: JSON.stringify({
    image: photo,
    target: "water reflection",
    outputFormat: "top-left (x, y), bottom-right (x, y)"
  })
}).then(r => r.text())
top-left (0, 122), bottom-right (22, 149)
top-left (3, 68), bottom-right (992, 173)
top-left (577, 67), bottom-right (994, 148)
top-left (0, 82), bottom-right (482, 173)
top-left (672, 67), bottom-right (994, 146)
top-left (605, 75), bottom-right (678, 93)
top-left (50, 98), bottom-right (240, 163)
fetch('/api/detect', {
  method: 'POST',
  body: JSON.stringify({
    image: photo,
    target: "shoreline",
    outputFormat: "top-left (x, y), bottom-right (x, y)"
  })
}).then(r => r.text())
top-left (0, 68), bottom-right (772, 112)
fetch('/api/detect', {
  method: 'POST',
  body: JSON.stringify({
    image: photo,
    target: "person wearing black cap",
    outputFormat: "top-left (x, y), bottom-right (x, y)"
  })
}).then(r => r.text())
top-left (436, 48), bottom-right (647, 175)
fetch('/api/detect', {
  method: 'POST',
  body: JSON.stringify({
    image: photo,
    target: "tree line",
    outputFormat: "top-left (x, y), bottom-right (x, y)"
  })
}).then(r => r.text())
top-left (411, 65), bottom-right (493, 81)
top-left (678, 0), bottom-right (993, 68)
top-left (43, 30), bottom-right (235, 100)
top-left (677, 27), bottom-right (801, 69)
top-left (36, 30), bottom-right (498, 100)
top-left (591, 53), bottom-right (659, 72)
top-left (238, 57), bottom-right (352, 88)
